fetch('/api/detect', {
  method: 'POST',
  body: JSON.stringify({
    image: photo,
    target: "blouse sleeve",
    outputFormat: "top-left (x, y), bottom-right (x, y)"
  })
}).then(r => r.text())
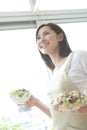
top-left (68, 50), bottom-right (87, 94)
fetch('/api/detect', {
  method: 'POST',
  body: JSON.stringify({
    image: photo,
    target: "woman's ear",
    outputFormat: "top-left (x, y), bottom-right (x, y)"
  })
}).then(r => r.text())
top-left (58, 33), bottom-right (64, 41)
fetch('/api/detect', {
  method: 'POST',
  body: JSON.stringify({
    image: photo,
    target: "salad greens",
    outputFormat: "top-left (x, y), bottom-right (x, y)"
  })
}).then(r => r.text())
top-left (10, 88), bottom-right (30, 97)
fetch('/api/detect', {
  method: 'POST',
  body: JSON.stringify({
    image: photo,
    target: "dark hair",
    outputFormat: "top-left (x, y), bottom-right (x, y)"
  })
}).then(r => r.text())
top-left (36, 23), bottom-right (72, 70)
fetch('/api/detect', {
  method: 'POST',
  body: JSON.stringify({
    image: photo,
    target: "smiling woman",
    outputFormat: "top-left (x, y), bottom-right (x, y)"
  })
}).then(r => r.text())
top-left (0, 1), bottom-right (87, 130)
top-left (0, 22), bottom-right (87, 130)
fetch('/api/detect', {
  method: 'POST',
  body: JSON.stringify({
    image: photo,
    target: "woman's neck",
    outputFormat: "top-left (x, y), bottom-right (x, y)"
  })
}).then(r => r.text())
top-left (50, 53), bottom-right (68, 70)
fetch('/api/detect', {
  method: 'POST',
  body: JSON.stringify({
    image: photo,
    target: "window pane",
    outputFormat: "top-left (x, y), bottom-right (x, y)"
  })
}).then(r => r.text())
top-left (36, 0), bottom-right (87, 10)
top-left (0, 0), bottom-right (86, 12)
top-left (59, 22), bottom-right (87, 51)
top-left (0, 29), bottom-right (49, 117)
top-left (0, 0), bottom-right (31, 11)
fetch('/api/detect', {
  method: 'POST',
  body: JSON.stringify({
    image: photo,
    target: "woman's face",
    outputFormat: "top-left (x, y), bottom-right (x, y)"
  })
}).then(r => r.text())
top-left (36, 26), bottom-right (63, 55)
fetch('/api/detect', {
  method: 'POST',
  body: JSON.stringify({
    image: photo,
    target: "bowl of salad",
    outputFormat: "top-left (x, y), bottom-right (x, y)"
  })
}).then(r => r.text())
top-left (9, 88), bottom-right (31, 105)
top-left (51, 90), bottom-right (87, 112)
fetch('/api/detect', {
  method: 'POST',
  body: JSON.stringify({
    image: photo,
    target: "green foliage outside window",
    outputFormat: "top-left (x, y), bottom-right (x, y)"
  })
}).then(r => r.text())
top-left (0, 116), bottom-right (24, 130)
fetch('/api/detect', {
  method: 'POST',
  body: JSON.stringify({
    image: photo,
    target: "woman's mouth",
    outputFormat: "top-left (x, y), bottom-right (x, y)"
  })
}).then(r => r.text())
top-left (42, 43), bottom-right (49, 49)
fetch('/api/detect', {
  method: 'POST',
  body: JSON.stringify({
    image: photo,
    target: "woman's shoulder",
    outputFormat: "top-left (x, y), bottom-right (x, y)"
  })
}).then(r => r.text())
top-left (73, 50), bottom-right (87, 59)
top-left (71, 50), bottom-right (87, 67)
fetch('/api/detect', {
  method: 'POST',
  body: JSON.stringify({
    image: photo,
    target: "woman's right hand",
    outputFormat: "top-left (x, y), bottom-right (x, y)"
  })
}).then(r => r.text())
top-left (24, 95), bottom-right (38, 108)
top-left (25, 95), bottom-right (52, 118)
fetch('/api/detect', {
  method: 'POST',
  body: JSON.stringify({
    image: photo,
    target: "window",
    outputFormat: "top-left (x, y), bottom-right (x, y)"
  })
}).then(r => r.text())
top-left (0, 29), bottom-right (49, 129)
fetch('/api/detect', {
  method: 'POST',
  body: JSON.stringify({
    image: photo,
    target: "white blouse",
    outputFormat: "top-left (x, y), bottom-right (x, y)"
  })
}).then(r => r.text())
top-left (50, 50), bottom-right (87, 95)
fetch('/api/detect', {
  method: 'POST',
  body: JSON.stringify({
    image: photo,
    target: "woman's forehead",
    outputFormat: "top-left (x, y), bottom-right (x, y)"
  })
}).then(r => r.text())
top-left (38, 26), bottom-right (51, 35)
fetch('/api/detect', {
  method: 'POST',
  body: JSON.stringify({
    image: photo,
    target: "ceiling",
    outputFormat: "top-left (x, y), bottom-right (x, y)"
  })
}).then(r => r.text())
top-left (0, 0), bottom-right (87, 30)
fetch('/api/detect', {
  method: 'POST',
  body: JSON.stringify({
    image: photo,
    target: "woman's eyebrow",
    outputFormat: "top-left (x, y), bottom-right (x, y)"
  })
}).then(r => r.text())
top-left (38, 30), bottom-right (49, 36)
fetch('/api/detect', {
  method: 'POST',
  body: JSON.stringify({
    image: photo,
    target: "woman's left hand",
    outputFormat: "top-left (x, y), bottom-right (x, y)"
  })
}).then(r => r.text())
top-left (76, 104), bottom-right (87, 113)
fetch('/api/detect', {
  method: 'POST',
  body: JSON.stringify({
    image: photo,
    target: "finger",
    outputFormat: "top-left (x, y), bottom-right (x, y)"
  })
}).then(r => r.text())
top-left (17, 103), bottom-right (24, 106)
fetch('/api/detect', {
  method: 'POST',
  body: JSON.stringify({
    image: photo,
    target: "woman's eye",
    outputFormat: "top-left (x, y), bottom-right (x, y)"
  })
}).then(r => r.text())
top-left (44, 32), bottom-right (49, 35)
top-left (36, 32), bottom-right (49, 40)
top-left (37, 36), bottom-right (41, 40)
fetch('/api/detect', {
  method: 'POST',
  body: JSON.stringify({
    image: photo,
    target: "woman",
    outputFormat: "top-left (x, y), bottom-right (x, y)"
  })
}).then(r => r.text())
top-left (25, 23), bottom-right (87, 130)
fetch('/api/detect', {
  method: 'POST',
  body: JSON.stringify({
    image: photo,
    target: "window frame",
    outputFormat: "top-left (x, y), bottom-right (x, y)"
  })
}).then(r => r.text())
top-left (0, 9), bottom-right (87, 30)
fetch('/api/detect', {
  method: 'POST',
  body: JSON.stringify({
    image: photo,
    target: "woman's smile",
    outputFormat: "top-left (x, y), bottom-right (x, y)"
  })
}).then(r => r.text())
top-left (41, 42), bottom-right (49, 51)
